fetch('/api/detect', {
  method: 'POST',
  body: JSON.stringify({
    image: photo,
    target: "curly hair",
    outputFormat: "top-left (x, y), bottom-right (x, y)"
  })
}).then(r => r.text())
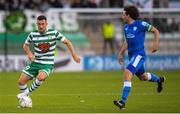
top-left (124, 6), bottom-right (139, 20)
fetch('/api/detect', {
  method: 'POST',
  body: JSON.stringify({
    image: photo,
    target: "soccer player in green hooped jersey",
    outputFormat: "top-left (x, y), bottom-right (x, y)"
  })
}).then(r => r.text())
top-left (17, 15), bottom-right (80, 107)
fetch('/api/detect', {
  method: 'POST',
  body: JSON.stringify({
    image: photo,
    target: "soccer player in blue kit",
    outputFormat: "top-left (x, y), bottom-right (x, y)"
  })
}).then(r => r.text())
top-left (113, 6), bottom-right (165, 110)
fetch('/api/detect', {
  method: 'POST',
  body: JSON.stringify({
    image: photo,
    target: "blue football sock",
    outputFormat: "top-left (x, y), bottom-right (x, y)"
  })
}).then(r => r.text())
top-left (120, 81), bottom-right (131, 104)
top-left (147, 72), bottom-right (160, 82)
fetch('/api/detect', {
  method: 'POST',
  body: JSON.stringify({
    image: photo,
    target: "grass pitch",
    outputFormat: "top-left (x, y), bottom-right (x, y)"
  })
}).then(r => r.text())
top-left (0, 70), bottom-right (180, 113)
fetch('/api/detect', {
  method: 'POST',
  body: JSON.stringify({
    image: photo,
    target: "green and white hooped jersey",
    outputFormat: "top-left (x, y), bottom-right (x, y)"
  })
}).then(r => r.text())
top-left (25, 29), bottom-right (66, 65)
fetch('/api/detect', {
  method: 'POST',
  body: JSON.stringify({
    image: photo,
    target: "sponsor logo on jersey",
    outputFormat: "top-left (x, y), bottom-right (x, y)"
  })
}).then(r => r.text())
top-left (38, 43), bottom-right (50, 52)
top-left (126, 33), bottom-right (135, 39)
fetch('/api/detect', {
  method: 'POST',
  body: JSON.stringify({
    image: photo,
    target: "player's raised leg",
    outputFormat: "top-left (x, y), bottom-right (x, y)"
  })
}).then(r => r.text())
top-left (139, 72), bottom-right (165, 92)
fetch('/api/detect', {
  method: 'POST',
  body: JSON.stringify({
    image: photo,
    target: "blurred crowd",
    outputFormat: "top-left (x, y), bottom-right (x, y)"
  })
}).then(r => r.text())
top-left (0, 0), bottom-right (123, 11)
top-left (0, 0), bottom-right (179, 33)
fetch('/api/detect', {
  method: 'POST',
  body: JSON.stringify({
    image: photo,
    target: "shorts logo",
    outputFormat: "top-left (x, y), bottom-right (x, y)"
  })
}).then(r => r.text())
top-left (25, 66), bottom-right (30, 70)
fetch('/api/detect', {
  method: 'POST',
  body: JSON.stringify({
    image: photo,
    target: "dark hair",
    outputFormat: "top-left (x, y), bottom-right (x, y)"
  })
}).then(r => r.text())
top-left (37, 15), bottom-right (47, 21)
top-left (124, 6), bottom-right (139, 20)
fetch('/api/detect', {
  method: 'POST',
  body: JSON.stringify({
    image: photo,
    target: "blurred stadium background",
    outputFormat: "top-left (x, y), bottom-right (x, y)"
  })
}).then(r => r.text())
top-left (0, 0), bottom-right (180, 113)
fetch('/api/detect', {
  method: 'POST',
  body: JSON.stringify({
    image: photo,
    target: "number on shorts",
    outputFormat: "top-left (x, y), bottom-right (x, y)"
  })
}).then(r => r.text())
top-left (24, 66), bottom-right (30, 70)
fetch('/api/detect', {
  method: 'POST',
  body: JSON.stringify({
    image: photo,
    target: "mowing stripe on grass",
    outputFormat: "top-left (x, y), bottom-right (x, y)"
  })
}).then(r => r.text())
top-left (1, 92), bottom-right (178, 97)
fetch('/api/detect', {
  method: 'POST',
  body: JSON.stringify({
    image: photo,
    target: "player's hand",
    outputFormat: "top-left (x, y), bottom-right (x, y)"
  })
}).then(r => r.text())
top-left (152, 39), bottom-right (159, 53)
top-left (28, 54), bottom-right (34, 61)
top-left (152, 48), bottom-right (158, 53)
top-left (118, 53), bottom-right (124, 65)
top-left (152, 44), bottom-right (158, 53)
top-left (73, 55), bottom-right (81, 63)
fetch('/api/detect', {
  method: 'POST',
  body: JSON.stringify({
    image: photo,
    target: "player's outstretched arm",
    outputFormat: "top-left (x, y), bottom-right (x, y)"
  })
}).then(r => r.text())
top-left (118, 40), bottom-right (127, 64)
top-left (63, 39), bottom-right (81, 63)
top-left (151, 26), bottom-right (160, 53)
top-left (23, 43), bottom-right (34, 61)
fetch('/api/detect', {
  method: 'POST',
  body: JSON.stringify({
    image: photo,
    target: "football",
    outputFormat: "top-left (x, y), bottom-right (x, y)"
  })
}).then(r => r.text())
top-left (19, 96), bottom-right (32, 108)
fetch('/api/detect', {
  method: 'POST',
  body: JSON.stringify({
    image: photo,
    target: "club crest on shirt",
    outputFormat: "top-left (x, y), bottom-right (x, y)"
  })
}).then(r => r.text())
top-left (133, 26), bottom-right (137, 31)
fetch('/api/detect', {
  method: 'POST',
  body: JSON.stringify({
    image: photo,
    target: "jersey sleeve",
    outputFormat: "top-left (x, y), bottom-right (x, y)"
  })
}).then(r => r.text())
top-left (140, 21), bottom-right (153, 32)
top-left (55, 31), bottom-right (66, 42)
top-left (25, 32), bottom-right (33, 44)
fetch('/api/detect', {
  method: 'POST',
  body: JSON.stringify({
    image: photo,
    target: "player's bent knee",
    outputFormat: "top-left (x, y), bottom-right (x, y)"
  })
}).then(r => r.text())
top-left (18, 79), bottom-right (26, 85)
top-left (18, 74), bottom-right (30, 85)
top-left (124, 69), bottom-right (133, 81)
top-left (18, 80), bottom-right (23, 85)
top-left (140, 74), bottom-right (148, 81)
top-left (37, 72), bottom-right (48, 81)
top-left (139, 77), bottom-right (146, 81)
top-left (37, 76), bottom-right (46, 81)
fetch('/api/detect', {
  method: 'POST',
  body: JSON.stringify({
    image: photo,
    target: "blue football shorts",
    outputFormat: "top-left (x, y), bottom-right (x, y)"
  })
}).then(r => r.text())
top-left (126, 54), bottom-right (146, 77)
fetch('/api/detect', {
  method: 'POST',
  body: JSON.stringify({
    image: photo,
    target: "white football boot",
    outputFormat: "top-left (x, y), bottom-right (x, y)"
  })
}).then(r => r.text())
top-left (17, 92), bottom-right (28, 100)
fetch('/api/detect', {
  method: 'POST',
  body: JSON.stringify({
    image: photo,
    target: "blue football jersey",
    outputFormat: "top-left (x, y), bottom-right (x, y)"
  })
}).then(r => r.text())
top-left (124, 20), bottom-right (153, 58)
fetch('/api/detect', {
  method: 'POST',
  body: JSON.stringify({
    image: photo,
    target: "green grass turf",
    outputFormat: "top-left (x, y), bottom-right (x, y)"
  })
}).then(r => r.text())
top-left (0, 70), bottom-right (180, 113)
